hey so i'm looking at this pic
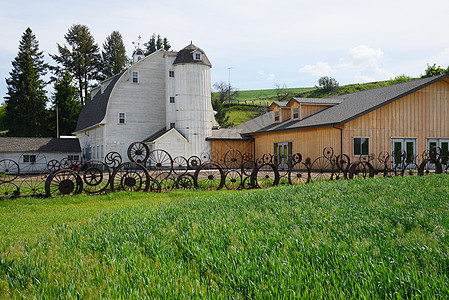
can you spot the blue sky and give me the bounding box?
[1,0,449,104]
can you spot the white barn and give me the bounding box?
[73,43,217,162]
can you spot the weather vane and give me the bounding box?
[132,35,142,49]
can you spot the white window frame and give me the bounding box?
[274,111,280,122]
[353,137,369,156]
[118,112,126,124]
[132,71,139,83]
[23,154,36,163]
[68,155,79,161]
[195,53,201,60]
[292,107,299,120]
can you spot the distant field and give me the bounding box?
[226,104,266,126]
[236,87,315,101]
[1,175,449,298]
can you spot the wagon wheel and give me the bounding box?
[0,159,20,182]
[148,149,173,180]
[310,157,334,182]
[292,153,302,164]
[176,174,195,189]
[45,169,83,197]
[127,142,150,163]
[370,158,387,177]
[241,176,254,189]
[194,162,225,190]
[188,156,201,170]
[70,160,82,172]
[241,160,257,177]
[251,163,279,188]
[225,170,242,190]
[59,158,72,169]
[210,151,220,164]
[288,162,311,185]
[348,161,374,179]
[224,149,243,170]
[275,159,290,185]
[418,158,442,175]
[47,159,60,173]
[19,174,47,197]
[81,160,111,194]
[323,147,334,159]
[111,162,150,192]
[255,157,264,167]
[172,156,188,175]
[159,177,176,191]
[429,146,442,161]
[402,163,420,176]
[104,151,122,169]
[242,152,253,162]
[19,153,47,174]
[200,152,211,163]
[336,154,350,177]
[0,182,20,199]
[378,152,390,164]
[148,179,161,193]
[262,153,272,164]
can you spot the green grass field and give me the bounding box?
[1,175,449,298]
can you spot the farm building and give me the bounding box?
[73,43,217,162]
[207,74,449,165]
[0,137,81,173]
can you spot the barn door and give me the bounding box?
[392,138,416,166]
[427,138,449,164]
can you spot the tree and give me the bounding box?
[213,81,239,110]
[211,97,231,128]
[145,34,171,55]
[317,76,339,92]
[421,64,448,78]
[274,83,292,101]
[101,31,128,79]
[51,24,101,106]
[52,70,81,136]
[4,28,50,137]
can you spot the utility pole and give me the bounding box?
[56,105,60,138]
[227,67,234,111]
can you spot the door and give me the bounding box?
[427,138,449,165]
[273,142,292,166]
[392,138,416,166]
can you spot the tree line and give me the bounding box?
[2,26,170,137]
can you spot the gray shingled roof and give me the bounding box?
[250,75,449,134]
[0,137,81,153]
[74,71,125,133]
[206,112,272,140]
[173,43,212,67]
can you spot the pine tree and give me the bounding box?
[145,33,171,55]
[4,28,49,137]
[51,24,101,106]
[101,31,127,79]
[52,70,81,136]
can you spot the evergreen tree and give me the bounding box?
[212,97,231,128]
[145,33,171,55]
[52,70,81,136]
[4,28,49,137]
[51,24,101,106]
[101,31,127,79]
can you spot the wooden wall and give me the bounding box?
[301,104,332,120]
[210,140,254,161]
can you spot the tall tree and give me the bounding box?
[51,24,101,106]
[52,70,81,136]
[213,81,239,111]
[101,31,127,79]
[421,64,448,78]
[145,33,171,55]
[317,76,339,92]
[4,28,49,137]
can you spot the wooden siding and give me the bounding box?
[301,104,331,120]
[210,140,254,161]
[281,108,291,122]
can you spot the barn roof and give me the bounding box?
[0,137,81,153]
[74,71,125,133]
[173,43,212,67]
[249,74,449,135]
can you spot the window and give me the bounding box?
[132,71,139,83]
[195,53,201,60]
[169,70,174,77]
[274,111,280,122]
[118,112,126,124]
[273,142,293,166]
[170,122,176,129]
[353,137,369,156]
[170,97,175,103]
[293,107,299,119]
[68,155,79,161]
[23,155,36,163]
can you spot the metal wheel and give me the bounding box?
[127,142,150,163]
[19,153,47,174]
[262,153,272,164]
[225,170,242,190]
[243,152,253,162]
[292,153,303,164]
[19,174,47,197]
[402,163,419,176]
[323,147,334,159]
[210,151,220,164]
[0,182,20,199]
[159,177,177,191]
[81,160,111,194]
[418,158,442,175]
[200,152,211,163]
[104,151,122,169]
[251,163,279,188]
[148,179,161,193]
[70,160,82,172]
[194,162,225,190]
[188,156,201,170]
[310,157,334,182]
[60,158,72,169]
[45,169,83,197]
[241,176,253,189]
[147,149,173,180]
[274,156,290,185]
[0,159,20,182]
[288,162,310,185]
[241,160,256,177]
[348,161,374,179]
[47,159,60,172]
[111,162,150,192]
[335,154,350,179]
[224,149,243,169]
[176,174,194,189]
[172,156,188,175]
[378,152,390,164]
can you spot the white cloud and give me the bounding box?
[258,70,275,81]
[299,61,335,77]
[347,45,384,65]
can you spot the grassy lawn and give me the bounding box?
[226,104,267,126]
[236,87,315,101]
[1,175,449,298]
